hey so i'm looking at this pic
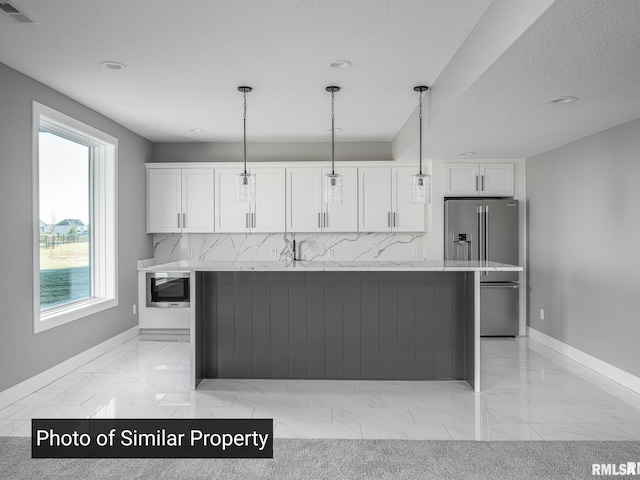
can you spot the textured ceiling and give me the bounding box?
[419,0,640,159]
[2,0,640,159]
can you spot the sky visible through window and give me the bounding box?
[39,131,91,309]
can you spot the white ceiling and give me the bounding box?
[2,0,640,158]
[0,0,492,142]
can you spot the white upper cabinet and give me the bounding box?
[287,167,358,232]
[321,167,358,232]
[445,163,479,196]
[359,167,424,232]
[287,168,323,232]
[359,168,392,232]
[392,167,425,232]
[216,168,249,232]
[216,168,285,233]
[444,162,514,196]
[148,168,181,233]
[181,169,215,233]
[480,163,514,196]
[252,168,286,233]
[147,167,214,233]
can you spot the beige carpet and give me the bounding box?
[2,437,639,479]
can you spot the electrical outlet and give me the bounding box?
[328,248,334,258]
[271,249,278,258]
[187,248,193,258]
[412,248,418,257]
[540,308,545,320]
[132,304,137,315]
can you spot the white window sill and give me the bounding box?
[35,297,118,333]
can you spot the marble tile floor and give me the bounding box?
[2,336,640,440]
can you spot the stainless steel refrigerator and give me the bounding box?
[444,198,519,336]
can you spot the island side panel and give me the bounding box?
[451,272,468,380]
[192,271,205,389]
[415,272,435,379]
[342,272,361,379]
[467,271,481,391]
[270,272,289,378]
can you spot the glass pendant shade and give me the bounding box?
[323,173,343,204]
[235,172,256,203]
[411,173,431,204]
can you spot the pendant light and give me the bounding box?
[411,85,431,204]
[323,86,343,204]
[236,86,256,203]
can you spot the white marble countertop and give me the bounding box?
[137,259,523,272]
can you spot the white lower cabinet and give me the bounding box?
[215,168,285,233]
[359,167,424,232]
[286,167,358,233]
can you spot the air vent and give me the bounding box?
[0,2,40,24]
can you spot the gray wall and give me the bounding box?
[527,117,640,377]
[0,62,153,392]
[153,141,392,163]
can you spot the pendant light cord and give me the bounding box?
[331,89,335,175]
[243,89,247,175]
[418,90,423,175]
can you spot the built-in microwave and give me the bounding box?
[146,272,190,307]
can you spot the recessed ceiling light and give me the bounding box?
[189,128,204,133]
[460,152,476,156]
[100,61,126,70]
[330,60,352,69]
[547,96,577,104]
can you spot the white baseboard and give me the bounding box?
[0,326,139,411]
[528,327,640,395]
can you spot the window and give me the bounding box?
[32,102,117,333]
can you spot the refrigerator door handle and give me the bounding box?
[483,205,490,276]
[477,205,483,263]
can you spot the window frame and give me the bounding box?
[32,102,118,333]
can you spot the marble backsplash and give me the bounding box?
[152,232,424,264]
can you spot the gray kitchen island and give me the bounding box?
[141,260,522,392]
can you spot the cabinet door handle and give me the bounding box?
[475,175,479,191]
[177,213,181,228]
[246,213,249,229]
[324,212,328,227]
[393,212,397,228]
[252,212,256,228]
[183,213,186,228]
[387,212,391,227]
[481,175,485,191]
[318,213,322,228]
